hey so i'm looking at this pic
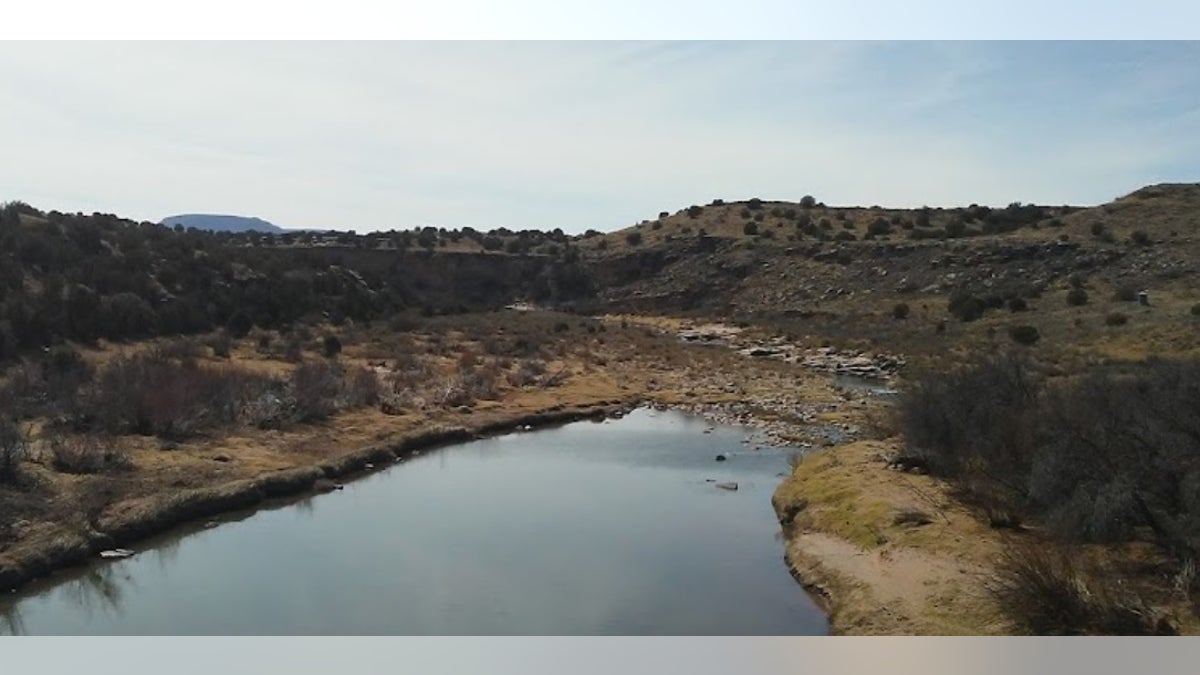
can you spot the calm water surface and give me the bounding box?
[0,408,827,634]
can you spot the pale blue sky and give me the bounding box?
[2,41,1198,232]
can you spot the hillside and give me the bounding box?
[580,184,1200,368]
[4,185,1200,368]
[160,214,285,233]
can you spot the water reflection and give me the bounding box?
[1,601,26,635]
[58,564,132,622]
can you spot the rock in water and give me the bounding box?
[715,482,739,491]
[99,548,134,559]
[715,453,728,462]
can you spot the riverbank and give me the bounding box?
[770,439,1012,634]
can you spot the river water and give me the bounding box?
[0,408,827,635]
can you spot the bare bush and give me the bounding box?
[0,417,29,484]
[901,353,1200,561]
[291,360,341,422]
[506,358,547,387]
[74,353,278,438]
[342,366,381,408]
[989,542,1171,635]
[47,433,131,475]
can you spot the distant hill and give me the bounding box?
[161,214,285,233]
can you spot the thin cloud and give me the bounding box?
[0,42,1196,232]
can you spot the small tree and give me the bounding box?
[799,195,816,209]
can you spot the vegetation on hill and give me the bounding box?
[0,201,593,363]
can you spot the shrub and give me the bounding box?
[658,211,670,219]
[903,353,1200,565]
[1104,313,1128,326]
[799,195,816,208]
[743,222,759,236]
[0,417,28,484]
[1192,304,1200,317]
[507,358,547,387]
[892,303,910,320]
[990,542,1170,635]
[1090,222,1106,237]
[1008,324,1040,345]
[834,230,856,242]
[341,366,380,408]
[948,291,986,322]
[47,433,131,474]
[625,231,643,246]
[650,221,663,230]
[226,311,254,339]
[897,351,1039,519]
[322,334,342,358]
[1066,288,1089,306]
[1007,297,1028,312]
[867,218,892,236]
[1131,230,1150,246]
[291,360,341,422]
[686,205,704,218]
[210,332,233,358]
[73,353,276,438]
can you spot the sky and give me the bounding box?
[2,40,1199,233]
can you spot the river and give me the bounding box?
[0,408,827,635]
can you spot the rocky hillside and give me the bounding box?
[578,184,1200,366]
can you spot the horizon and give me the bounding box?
[3,41,1199,234]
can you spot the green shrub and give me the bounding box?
[1008,324,1041,345]
[322,334,342,358]
[867,218,892,236]
[948,291,986,322]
